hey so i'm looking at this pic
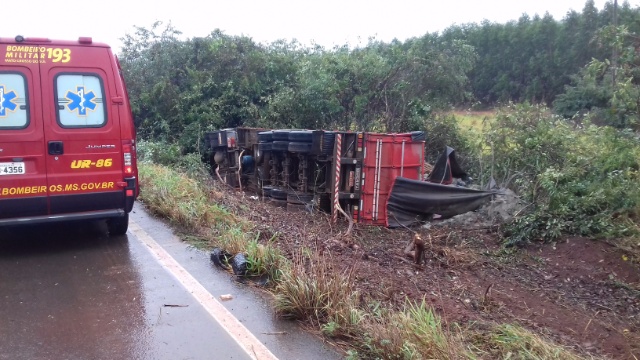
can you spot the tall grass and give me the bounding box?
[274,251,361,333]
[348,299,467,360]
[139,162,286,280]
[138,163,236,230]
[470,324,586,360]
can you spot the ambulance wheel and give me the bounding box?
[107,214,129,236]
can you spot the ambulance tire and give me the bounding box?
[107,214,129,236]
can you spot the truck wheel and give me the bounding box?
[270,188,288,200]
[262,185,274,198]
[322,132,336,156]
[231,253,248,276]
[257,131,273,142]
[288,142,311,153]
[288,130,313,142]
[272,141,289,152]
[210,247,232,269]
[107,214,129,236]
[272,130,291,141]
[258,142,273,152]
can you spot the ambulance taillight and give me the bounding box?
[122,143,133,175]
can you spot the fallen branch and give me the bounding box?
[335,203,354,237]
[216,164,225,184]
[237,149,245,193]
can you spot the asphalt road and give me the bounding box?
[0,203,340,360]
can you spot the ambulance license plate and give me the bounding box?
[0,162,26,175]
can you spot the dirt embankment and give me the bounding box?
[214,187,640,359]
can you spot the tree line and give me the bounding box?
[119,0,640,151]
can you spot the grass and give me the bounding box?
[470,324,586,360]
[138,163,238,231]
[449,110,495,136]
[274,251,360,332]
[138,161,591,360]
[139,162,285,278]
[350,299,467,360]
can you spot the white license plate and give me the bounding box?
[0,162,26,175]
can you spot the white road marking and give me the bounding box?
[129,220,279,360]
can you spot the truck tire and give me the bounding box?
[322,132,336,156]
[262,185,274,198]
[272,141,289,152]
[257,131,273,142]
[258,142,272,152]
[210,248,231,269]
[272,130,290,141]
[288,142,311,153]
[271,188,288,200]
[107,214,129,236]
[231,253,248,276]
[288,130,312,142]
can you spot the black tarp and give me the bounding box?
[386,177,496,228]
[427,146,467,185]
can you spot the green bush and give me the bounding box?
[137,139,210,179]
[484,104,640,245]
[423,113,477,172]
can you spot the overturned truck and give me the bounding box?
[205,128,428,226]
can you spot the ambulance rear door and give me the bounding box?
[39,44,125,215]
[0,45,49,219]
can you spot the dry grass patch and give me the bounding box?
[274,251,361,334]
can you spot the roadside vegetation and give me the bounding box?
[136,146,588,359]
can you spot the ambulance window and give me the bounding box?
[0,73,29,129]
[55,73,106,127]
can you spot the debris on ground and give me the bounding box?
[207,180,640,359]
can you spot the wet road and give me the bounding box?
[0,203,341,360]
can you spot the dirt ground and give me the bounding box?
[214,187,640,360]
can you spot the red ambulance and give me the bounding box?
[0,36,138,235]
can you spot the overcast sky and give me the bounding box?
[0,0,628,53]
